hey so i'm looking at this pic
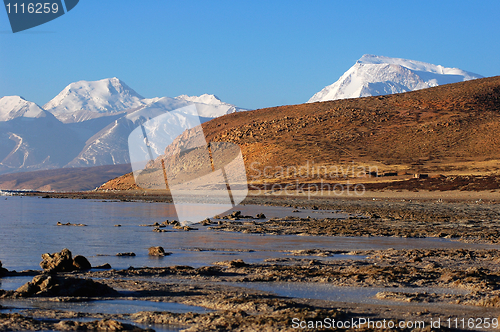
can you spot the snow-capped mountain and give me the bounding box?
[0,96,85,173]
[175,94,246,117]
[0,78,248,173]
[0,96,49,121]
[0,104,85,173]
[44,77,145,123]
[308,54,483,103]
[66,96,230,168]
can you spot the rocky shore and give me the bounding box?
[1,241,500,331]
[2,194,500,331]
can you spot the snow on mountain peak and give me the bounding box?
[43,78,145,123]
[175,94,223,105]
[175,93,247,117]
[308,55,483,103]
[0,96,48,121]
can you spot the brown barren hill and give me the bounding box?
[101,76,500,191]
[202,76,500,182]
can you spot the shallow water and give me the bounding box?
[222,282,470,307]
[1,196,499,329]
[0,298,210,315]
[0,298,202,332]
[0,196,498,272]
[0,276,33,291]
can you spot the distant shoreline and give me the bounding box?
[12,188,500,205]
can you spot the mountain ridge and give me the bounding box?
[4,75,500,191]
[308,54,483,103]
[0,78,246,174]
[0,96,52,121]
[43,77,146,123]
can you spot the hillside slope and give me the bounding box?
[101,76,500,190]
[206,76,500,179]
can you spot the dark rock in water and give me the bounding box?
[200,218,212,226]
[255,213,266,219]
[226,211,255,220]
[173,225,197,231]
[15,275,117,297]
[0,261,8,277]
[40,249,92,273]
[229,259,248,268]
[93,263,112,269]
[139,222,162,227]
[229,210,242,220]
[148,246,171,257]
[56,221,87,226]
[40,248,74,273]
[116,252,136,257]
[73,255,91,271]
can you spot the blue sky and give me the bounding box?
[1,1,499,110]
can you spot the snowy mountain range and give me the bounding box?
[0,55,485,176]
[43,78,145,123]
[0,78,247,174]
[308,54,483,103]
[0,96,49,121]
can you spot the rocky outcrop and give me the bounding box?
[148,246,171,257]
[0,261,8,277]
[93,263,112,269]
[116,252,136,257]
[40,249,91,273]
[15,275,117,297]
[73,255,92,270]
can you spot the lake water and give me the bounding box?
[1,196,497,272]
[0,196,498,272]
[2,196,500,330]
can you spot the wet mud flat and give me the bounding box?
[241,194,500,244]
[2,246,500,331]
[2,194,500,330]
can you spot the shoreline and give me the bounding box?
[2,190,500,330]
[13,188,500,203]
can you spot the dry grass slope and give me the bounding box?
[100,76,500,191]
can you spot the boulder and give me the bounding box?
[73,255,91,271]
[200,218,212,226]
[40,249,92,273]
[229,259,248,268]
[116,252,136,257]
[40,248,74,273]
[148,246,171,257]
[93,263,112,269]
[0,261,8,277]
[15,275,117,297]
